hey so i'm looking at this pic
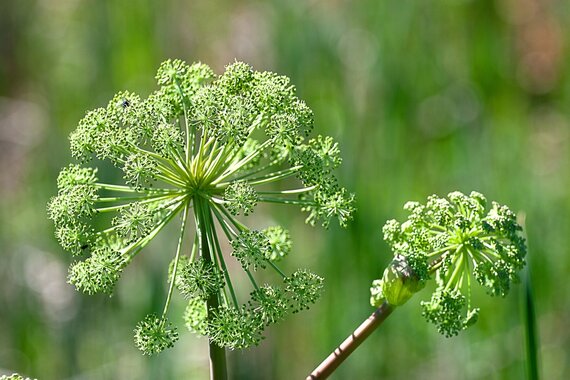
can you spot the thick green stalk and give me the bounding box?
[195,196,228,380]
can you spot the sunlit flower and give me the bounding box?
[371,191,526,336]
[48,60,354,353]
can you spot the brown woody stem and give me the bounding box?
[306,302,394,379]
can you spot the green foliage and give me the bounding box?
[371,191,526,336]
[48,60,354,354]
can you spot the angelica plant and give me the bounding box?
[308,191,526,379]
[48,60,354,378]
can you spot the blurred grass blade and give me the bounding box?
[523,266,540,380]
[519,212,540,380]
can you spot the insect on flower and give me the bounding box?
[48,59,355,353]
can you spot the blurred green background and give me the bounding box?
[1,0,569,379]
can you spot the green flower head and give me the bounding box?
[134,314,179,355]
[49,59,354,354]
[371,191,526,337]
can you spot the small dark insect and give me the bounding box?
[121,98,130,108]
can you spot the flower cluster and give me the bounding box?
[0,375,36,380]
[370,191,526,337]
[49,60,353,353]
[134,314,180,355]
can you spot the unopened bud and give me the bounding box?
[376,255,426,306]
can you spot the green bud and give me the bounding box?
[171,257,225,300]
[134,314,179,355]
[207,306,264,350]
[57,164,98,190]
[68,245,125,295]
[151,123,184,158]
[284,269,324,313]
[374,255,426,307]
[112,202,157,242]
[262,226,292,261]
[224,181,258,216]
[183,297,208,335]
[55,222,95,256]
[303,187,355,228]
[231,230,270,270]
[249,285,289,325]
[219,61,254,94]
[122,153,158,189]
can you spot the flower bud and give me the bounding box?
[378,255,426,306]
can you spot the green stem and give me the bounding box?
[213,139,272,184]
[94,194,186,213]
[194,197,227,380]
[213,203,248,232]
[232,165,302,186]
[96,192,184,204]
[464,251,472,309]
[426,244,459,258]
[267,260,286,279]
[156,172,187,188]
[120,201,185,255]
[95,183,143,193]
[523,269,540,380]
[130,148,189,184]
[173,77,194,163]
[204,205,239,308]
[245,269,260,291]
[444,251,464,291]
[519,214,540,380]
[210,205,239,237]
[207,116,265,182]
[258,185,318,195]
[225,162,276,183]
[170,147,193,181]
[162,203,189,318]
[257,197,314,206]
[202,142,235,184]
